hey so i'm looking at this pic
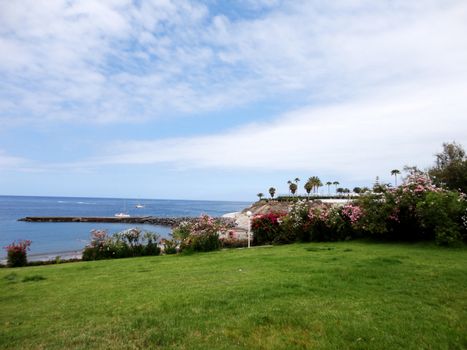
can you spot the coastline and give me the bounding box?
[0,250,83,265]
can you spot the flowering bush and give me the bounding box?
[178,215,227,253]
[341,204,363,225]
[172,221,192,241]
[4,240,32,267]
[306,205,335,241]
[251,212,286,245]
[355,173,466,244]
[250,173,466,246]
[82,228,160,260]
[306,205,356,241]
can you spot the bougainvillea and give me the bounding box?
[251,212,286,245]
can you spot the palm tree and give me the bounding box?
[257,193,264,201]
[391,169,401,186]
[289,183,298,196]
[343,188,351,198]
[287,180,292,195]
[268,187,276,199]
[316,179,323,196]
[333,181,340,195]
[294,177,300,184]
[336,187,344,197]
[307,176,320,194]
[304,181,313,199]
[326,181,332,195]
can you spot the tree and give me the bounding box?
[373,177,388,193]
[289,183,298,196]
[353,187,362,194]
[304,181,313,199]
[404,165,423,176]
[287,180,292,194]
[294,177,300,184]
[307,176,321,194]
[257,193,264,201]
[316,179,323,195]
[336,187,344,196]
[343,188,351,198]
[428,142,467,193]
[268,187,276,199]
[333,181,340,194]
[326,181,332,195]
[391,169,401,186]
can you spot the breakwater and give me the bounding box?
[18,216,235,228]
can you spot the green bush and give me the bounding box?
[351,174,467,245]
[280,201,310,243]
[82,229,161,261]
[162,239,178,254]
[177,215,225,253]
[251,212,285,245]
[172,222,191,241]
[416,191,466,245]
[252,173,466,246]
[185,232,220,252]
[4,240,31,268]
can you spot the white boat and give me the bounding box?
[115,201,130,217]
[114,212,130,218]
[135,204,144,208]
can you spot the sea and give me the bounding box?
[0,195,250,261]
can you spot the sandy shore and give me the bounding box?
[0,250,83,265]
[29,250,83,262]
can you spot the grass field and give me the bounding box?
[1,241,466,349]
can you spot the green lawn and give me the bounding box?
[1,242,466,349]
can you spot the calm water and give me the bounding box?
[0,196,250,259]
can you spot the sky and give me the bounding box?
[1,0,466,201]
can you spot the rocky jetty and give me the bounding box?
[18,216,236,228]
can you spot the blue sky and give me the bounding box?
[1,0,467,201]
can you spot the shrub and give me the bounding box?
[162,239,178,254]
[354,192,396,239]
[307,205,345,241]
[280,201,310,243]
[4,240,32,267]
[172,221,191,241]
[178,215,226,253]
[250,173,466,246]
[355,173,467,244]
[82,228,161,261]
[251,212,286,245]
[416,191,467,245]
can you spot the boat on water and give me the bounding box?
[114,212,130,218]
[135,204,144,208]
[115,201,130,217]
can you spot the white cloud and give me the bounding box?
[1,0,466,124]
[0,150,28,169]
[85,76,467,180]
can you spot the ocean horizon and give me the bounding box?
[0,195,250,260]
